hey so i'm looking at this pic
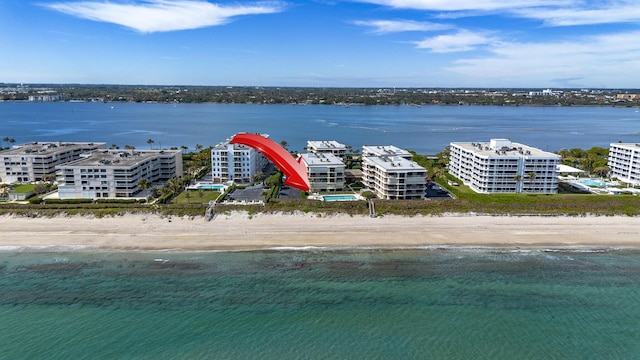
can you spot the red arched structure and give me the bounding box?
[230,133,310,192]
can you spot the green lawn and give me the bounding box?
[172,190,221,204]
[11,184,36,193]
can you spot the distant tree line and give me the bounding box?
[3,84,639,107]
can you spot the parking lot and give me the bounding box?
[425,182,452,199]
[226,185,265,202]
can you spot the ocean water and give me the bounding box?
[1,248,639,359]
[1,102,639,153]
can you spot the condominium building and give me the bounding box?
[449,139,560,194]
[306,140,347,159]
[362,145,412,160]
[608,143,640,185]
[0,142,106,184]
[300,152,345,192]
[56,149,183,199]
[211,137,269,183]
[362,149,426,200]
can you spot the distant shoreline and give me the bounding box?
[2,212,638,252]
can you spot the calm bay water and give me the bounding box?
[1,249,639,359]
[1,102,639,153]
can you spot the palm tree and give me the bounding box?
[137,178,150,191]
[513,174,523,193]
[0,183,10,198]
[280,140,288,150]
[110,143,119,149]
[2,136,9,149]
[147,138,154,150]
[528,172,536,191]
[195,144,204,152]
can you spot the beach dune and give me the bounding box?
[1,212,639,251]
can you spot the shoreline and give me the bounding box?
[1,212,639,252]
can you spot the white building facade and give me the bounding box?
[56,150,183,199]
[211,138,269,183]
[449,139,560,194]
[300,152,345,192]
[608,143,640,185]
[0,142,106,184]
[362,147,426,200]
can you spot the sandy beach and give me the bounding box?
[1,212,639,251]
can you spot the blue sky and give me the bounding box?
[2,0,639,88]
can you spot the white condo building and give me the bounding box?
[211,137,269,183]
[362,146,426,200]
[300,152,345,192]
[56,149,183,199]
[0,142,106,184]
[449,139,560,194]
[306,140,347,159]
[608,143,640,185]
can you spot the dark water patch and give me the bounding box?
[2,249,640,358]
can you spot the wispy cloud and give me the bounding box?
[356,0,569,12]
[513,3,640,26]
[412,30,496,52]
[43,0,286,33]
[447,31,640,87]
[353,19,450,34]
[353,19,451,34]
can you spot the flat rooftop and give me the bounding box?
[61,150,179,168]
[363,145,412,158]
[301,152,345,167]
[610,143,640,151]
[451,140,559,158]
[366,155,426,172]
[1,142,105,156]
[307,140,346,150]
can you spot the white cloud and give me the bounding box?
[446,31,640,87]
[357,0,569,12]
[412,30,495,52]
[513,3,640,26]
[43,0,285,33]
[353,19,451,33]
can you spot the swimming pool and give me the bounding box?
[197,184,226,191]
[322,194,360,201]
[579,179,607,187]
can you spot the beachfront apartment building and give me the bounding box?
[306,140,347,159]
[449,139,560,194]
[362,146,426,200]
[211,137,269,183]
[608,143,640,186]
[300,152,345,192]
[0,141,106,184]
[56,149,183,199]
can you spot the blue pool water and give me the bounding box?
[579,179,607,187]
[198,185,225,191]
[323,194,359,201]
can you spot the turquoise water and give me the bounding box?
[322,194,359,201]
[580,179,608,187]
[1,249,639,359]
[198,185,225,190]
